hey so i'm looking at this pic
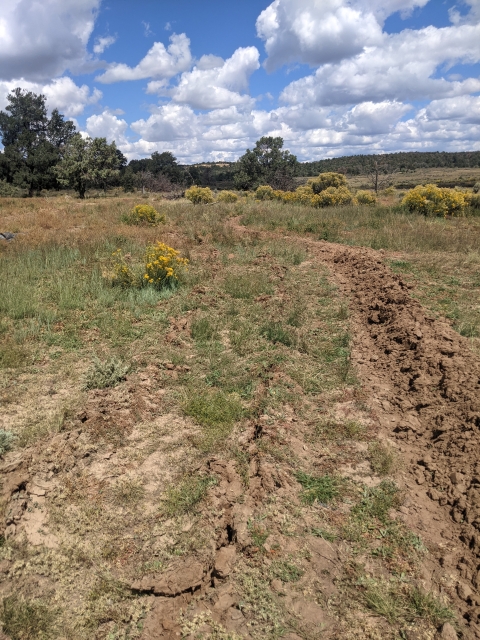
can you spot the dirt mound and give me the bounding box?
[315,241,480,635]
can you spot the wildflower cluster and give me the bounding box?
[143,241,189,289]
[123,203,166,225]
[402,184,468,217]
[185,186,215,204]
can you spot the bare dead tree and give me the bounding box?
[368,159,395,193]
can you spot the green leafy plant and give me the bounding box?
[0,429,15,456]
[296,472,342,505]
[83,356,129,390]
[161,475,217,516]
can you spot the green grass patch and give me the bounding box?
[270,559,304,583]
[296,472,343,505]
[183,389,244,450]
[368,441,397,476]
[0,596,57,640]
[161,475,218,517]
[223,273,273,299]
[260,321,294,347]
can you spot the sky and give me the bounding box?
[0,0,480,163]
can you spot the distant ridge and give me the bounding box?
[298,150,480,176]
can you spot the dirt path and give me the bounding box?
[312,240,480,637]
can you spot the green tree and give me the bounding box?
[0,88,76,195]
[55,134,122,198]
[235,136,299,190]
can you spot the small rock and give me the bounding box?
[428,488,440,501]
[457,582,473,602]
[450,472,463,485]
[270,579,284,593]
[438,622,458,640]
[214,546,236,579]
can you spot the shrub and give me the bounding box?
[473,182,480,194]
[122,204,166,225]
[311,186,355,207]
[217,190,238,203]
[110,249,136,288]
[185,186,214,204]
[143,241,189,289]
[356,190,377,205]
[465,192,480,209]
[294,184,314,204]
[402,184,467,217]
[83,356,129,390]
[255,185,275,200]
[308,172,347,194]
[0,429,15,456]
[0,180,23,197]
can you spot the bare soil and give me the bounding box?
[1,215,480,639]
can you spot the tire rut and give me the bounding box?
[312,240,480,637]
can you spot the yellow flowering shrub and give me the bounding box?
[143,241,189,289]
[402,184,467,217]
[185,186,214,204]
[356,190,377,205]
[294,184,315,204]
[311,186,355,208]
[123,204,166,225]
[110,249,135,288]
[217,190,238,203]
[255,185,276,200]
[308,172,348,194]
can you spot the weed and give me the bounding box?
[191,316,218,342]
[83,356,129,390]
[351,480,401,524]
[109,478,145,506]
[296,472,343,505]
[183,388,243,450]
[310,527,336,542]
[358,577,455,627]
[260,321,293,347]
[237,567,286,637]
[270,559,304,583]
[0,342,28,369]
[223,273,273,299]
[0,596,56,640]
[368,442,397,476]
[315,418,366,441]
[161,475,217,517]
[248,518,269,548]
[0,429,15,456]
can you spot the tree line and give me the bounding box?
[1,88,479,198]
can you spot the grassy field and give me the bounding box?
[0,193,478,638]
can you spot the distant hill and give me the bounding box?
[298,151,480,177]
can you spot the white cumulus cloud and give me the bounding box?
[0,77,101,116]
[96,33,192,83]
[151,46,260,110]
[93,35,116,55]
[280,22,480,106]
[0,0,100,81]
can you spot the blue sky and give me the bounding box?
[1,0,480,162]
